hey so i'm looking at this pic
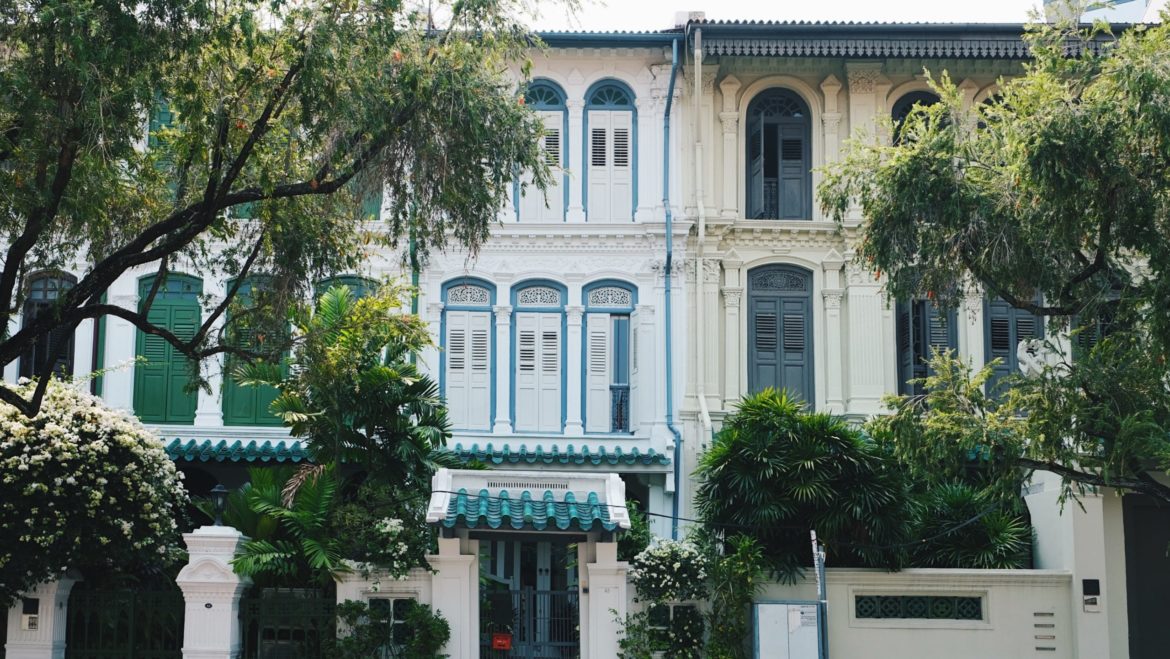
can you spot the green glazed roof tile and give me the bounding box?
[442,488,617,532]
[452,443,670,467]
[164,438,309,464]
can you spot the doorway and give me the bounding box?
[480,539,580,658]
[1123,494,1170,659]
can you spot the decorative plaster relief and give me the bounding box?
[846,62,883,94]
[446,284,490,306]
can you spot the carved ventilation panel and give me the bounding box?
[446,284,490,306]
[516,286,562,307]
[750,268,809,292]
[587,286,633,308]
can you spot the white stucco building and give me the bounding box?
[6,14,1169,659]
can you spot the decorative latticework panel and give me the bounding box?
[855,595,983,621]
[447,284,490,306]
[750,90,807,118]
[587,286,633,308]
[750,269,808,292]
[587,84,633,108]
[516,286,562,307]
[525,83,565,109]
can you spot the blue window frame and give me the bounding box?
[583,80,637,222]
[582,281,638,433]
[441,278,496,431]
[511,280,567,433]
[516,80,569,222]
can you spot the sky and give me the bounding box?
[528,0,1048,32]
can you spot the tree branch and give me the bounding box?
[1015,456,1170,503]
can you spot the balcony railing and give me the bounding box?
[610,384,630,433]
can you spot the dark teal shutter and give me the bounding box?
[984,297,1042,396]
[222,278,284,426]
[748,124,765,218]
[780,297,811,403]
[749,297,780,395]
[897,300,958,395]
[896,301,915,395]
[779,124,807,219]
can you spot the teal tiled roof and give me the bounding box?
[164,438,309,463]
[441,488,618,532]
[453,443,670,468]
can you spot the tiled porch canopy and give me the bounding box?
[426,468,632,534]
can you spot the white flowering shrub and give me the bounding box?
[0,379,187,606]
[628,539,709,604]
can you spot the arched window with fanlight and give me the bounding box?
[516,81,567,222]
[583,281,637,433]
[747,265,813,404]
[442,279,495,431]
[584,81,636,222]
[891,90,941,144]
[19,272,77,379]
[512,281,565,432]
[746,89,811,220]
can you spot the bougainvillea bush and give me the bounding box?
[0,379,188,606]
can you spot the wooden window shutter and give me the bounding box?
[585,313,612,433]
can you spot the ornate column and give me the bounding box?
[721,287,743,408]
[566,99,586,223]
[702,258,721,408]
[845,62,884,141]
[492,304,513,435]
[961,289,985,368]
[718,75,742,219]
[844,260,887,417]
[4,573,80,659]
[820,75,843,167]
[424,301,444,394]
[194,280,226,427]
[176,525,251,659]
[565,305,585,435]
[822,250,846,414]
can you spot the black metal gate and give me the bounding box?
[239,587,335,659]
[64,586,184,659]
[481,588,579,659]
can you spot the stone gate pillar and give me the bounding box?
[583,541,629,659]
[175,525,251,659]
[4,572,80,659]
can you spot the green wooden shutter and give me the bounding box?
[134,277,201,423]
[222,279,284,426]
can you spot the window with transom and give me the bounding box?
[585,81,636,222]
[517,80,567,222]
[746,89,811,220]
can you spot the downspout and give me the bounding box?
[692,29,713,436]
[663,37,683,540]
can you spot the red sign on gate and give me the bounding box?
[491,632,513,650]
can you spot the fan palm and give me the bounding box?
[236,283,458,487]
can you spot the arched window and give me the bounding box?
[583,281,638,433]
[516,80,567,222]
[442,279,495,431]
[19,272,77,379]
[134,274,202,423]
[746,90,811,220]
[512,281,566,432]
[584,81,636,222]
[891,91,941,144]
[747,265,813,404]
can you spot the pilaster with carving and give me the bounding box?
[844,260,886,416]
[718,75,742,219]
[565,305,585,435]
[566,99,586,222]
[721,286,743,407]
[492,304,513,434]
[845,62,884,142]
[820,75,843,166]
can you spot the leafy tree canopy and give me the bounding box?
[819,14,1170,504]
[0,0,557,415]
[694,389,912,581]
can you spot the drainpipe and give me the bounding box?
[692,28,713,437]
[663,37,683,540]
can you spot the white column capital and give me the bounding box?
[721,287,743,308]
[566,305,585,323]
[493,304,513,322]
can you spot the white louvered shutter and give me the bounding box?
[514,313,540,431]
[587,111,634,222]
[536,313,562,431]
[609,111,633,221]
[447,311,493,430]
[585,313,612,432]
[519,112,564,222]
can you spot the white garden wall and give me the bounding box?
[758,568,1074,659]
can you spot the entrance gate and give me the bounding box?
[64,584,184,659]
[481,588,580,659]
